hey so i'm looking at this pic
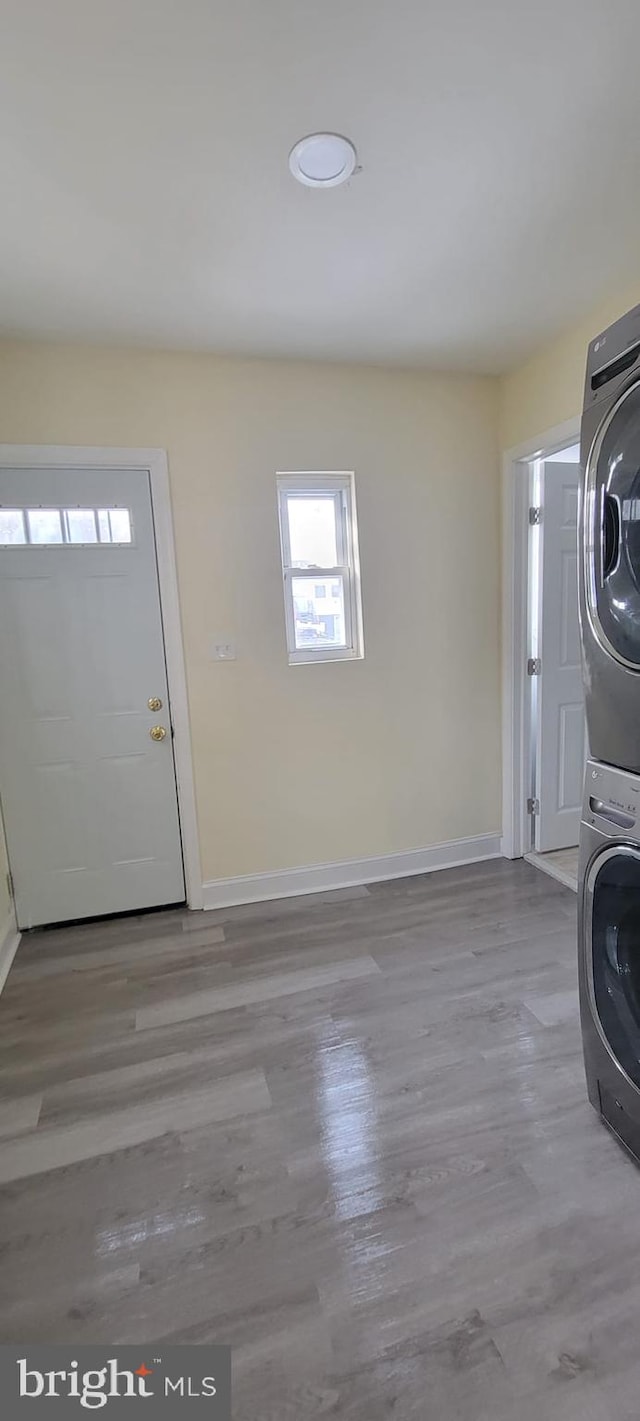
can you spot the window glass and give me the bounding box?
[26,509,63,544]
[0,507,132,546]
[287,497,338,568]
[0,510,26,544]
[292,575,346,650]
[106,508,132,543]
[97,509,111,541]
[66,509,98,543]
[277,473,363,664]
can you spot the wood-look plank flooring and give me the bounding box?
[0,859,638,1419]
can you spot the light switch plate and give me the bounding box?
[213,641,237,661]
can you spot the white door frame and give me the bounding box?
[0,445,203,910]
[501,415,581,859]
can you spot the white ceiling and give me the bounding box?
[2,0,640,372]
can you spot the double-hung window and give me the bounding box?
[277,473,364,665]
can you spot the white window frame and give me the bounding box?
[277,472,364,665]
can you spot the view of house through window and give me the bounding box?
[292,575,346,649]
[277,474,363,664]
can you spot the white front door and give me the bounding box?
[534,459,586,851]
[0,466,185,928]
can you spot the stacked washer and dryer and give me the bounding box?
[578,301,640,1160]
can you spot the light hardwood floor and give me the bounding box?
[1,859,638,1419]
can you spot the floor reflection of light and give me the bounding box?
[510,1010,554,1116]
[314,1028,385,1222]
[96,1206,205,1256]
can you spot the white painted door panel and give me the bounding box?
[0,467,185,927]
[535,461,586,851]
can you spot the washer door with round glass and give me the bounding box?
[590,847,640,1091]
[587,379,640,667]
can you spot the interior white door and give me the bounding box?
[535,460,586,851]
[0,466,185,928]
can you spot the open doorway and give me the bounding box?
[525,441,584,890]
[502,421,585,892]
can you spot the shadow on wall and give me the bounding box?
[0,799,13,928]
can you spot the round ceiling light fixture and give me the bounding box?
[289,132,358,188]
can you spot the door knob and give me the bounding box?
[147,696,163,711]
[150,725,167,742]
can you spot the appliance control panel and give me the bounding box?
[585,302,640,407]
[584,760,640,832]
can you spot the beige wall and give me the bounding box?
[0,341,500,887]
[500,280,640,450]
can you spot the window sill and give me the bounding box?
[288,648,364,667]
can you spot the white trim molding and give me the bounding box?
[501,416,581,859]
[0,907,20,998]
[0,444,203,911]
[202,833,502,910]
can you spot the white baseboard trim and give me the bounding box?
[201,833,502,911]
[0,908,21,997]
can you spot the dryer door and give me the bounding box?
[586,377,640,667]
[589,845,640,1091]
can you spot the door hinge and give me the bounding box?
[527,797,540,815]
[529,506,542,525]
[6,870,14,900]
[527,657,542,676]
